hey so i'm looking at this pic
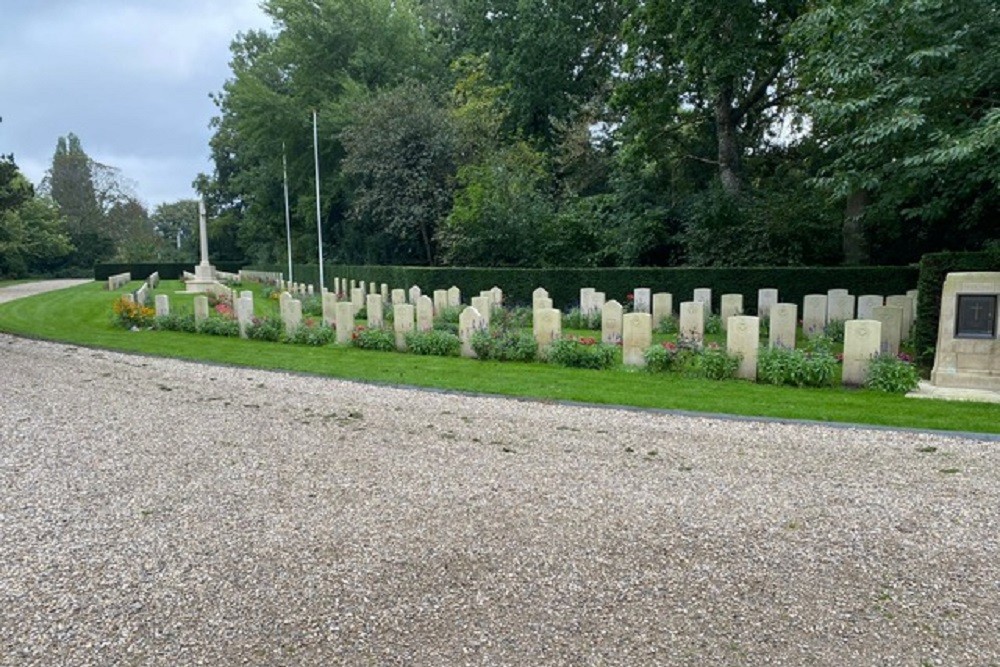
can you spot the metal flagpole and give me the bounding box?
[312,110,325,291]
[282,142,293,283]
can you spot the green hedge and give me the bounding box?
[914,250,1000,366]
[251,263,919,313]
[94,262,245,281]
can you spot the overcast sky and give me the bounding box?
[1,0,272,210]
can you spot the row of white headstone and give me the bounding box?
[107,272,131,291]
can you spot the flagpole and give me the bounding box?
[312,109,325,291]
[282,142,293,283]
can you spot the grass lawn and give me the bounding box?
[0,280,997,435]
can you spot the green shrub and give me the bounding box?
[471,329,538,362]
[704,314,723,335]
[562,307,601,330]
[692,345,740,380]
[300,295,323,317]
[823,319,846,343]
[757,346,838,388]
[405,329,461,356]
[352,327,396,352]
[644,340,698,373]
[153,312,196,333]
[655,314,679,335]
[111,296,155,329]
[434,306,463,324]
[246,316,284,342]
[546,337,617,369]
[197,316,240,337]
[865,354,921,393]
[288,322,334,346]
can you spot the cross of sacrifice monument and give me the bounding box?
[182,199,223,293]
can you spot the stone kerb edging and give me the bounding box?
[107,272,131,291]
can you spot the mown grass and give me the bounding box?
[0,280,997,434]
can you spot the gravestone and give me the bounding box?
[490,286,503,306]
[322,293,338,326]
[885,295,914,340]
[237,294,253,338]
[533,308,562,352]
[633,288,651,314]
[409,285,422,305]
[802,295,828,337]
[279,291,293,322]
[350,287,364,315]
[652,293,673,328]
[335,302,355,344]
[871,305,903,356]
[194,295,209,325]
[842,320,881,386]
[155,294,170,318]
[906,289,919,318]
[369,282,377,297]
[601,300,623,344]
[433,290,449,315]
[307,284,314,296]
[122,293,134,304]
[391,289,406,306]
[693,288,712,315]
[381,284,389,302]
[769,303,797,349]
[720,294,743,331]
[827,294,856,323]
[827,288,848,298]
[367,294,384,329]
[622,313,652,367]
[857,295,884,321]
[532,287,550,311]
[580,288,596,315]
[930,272,1000,390]
[284,299,302,336]
[448,286,462,307]
[333,277,340,295]
[416,295,434,332]
[592,292,606,315]
[393,304,415,351]
[757,288,778,320]
[471,295,492,327]
[679,301,704,341]
[458,306,486,358]
[727,316,759,380]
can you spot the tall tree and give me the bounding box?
[151,199,199,260]
[791,0,999,263]
[0,155,73,277]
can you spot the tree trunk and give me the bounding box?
[714,87,743,196]
[843,190,869,265]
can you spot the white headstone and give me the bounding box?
[601,300,623,344]
[409,285,422,305]
[802,295,828,337]
[194,295,209,325]
[393,304,415,351]
[906,289,919,319]
[284,299,302,336]
[335,302,355,344]
[433,290,449,315]
[827,294,856,323]
[727,316,759,380]
[827,288,848,298]
[720,294,743,331]
[471,295,492,327]
[416,295,434,332]
[533,308,562,352]
[391,288,406,305]
[857,295,884,321]
[237,295,253,338]
[155,294,170,318]
[322,292,338,326]
[679,301,705,342]
[532,287,550,311]
[693,288,712,315]
[652,292,673,328]
[768,303,797,349]
[885,295,914,340]
[490,286,503,306]
[367,294,384,329]
[580,288,596,315]
[592,292,606,315]
[633,288,651,314]
[350,287,364,315]
[622,313,652,367]
[458,306,486,358]
[871,305,903,356]
[757,288,778,320]
[842,320,881,386]
[381,283,389,302]
[448,286,461,307]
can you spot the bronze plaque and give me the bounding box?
[956,294,996,339]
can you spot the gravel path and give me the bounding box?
[1,330,999,665]
[0,279,91,305]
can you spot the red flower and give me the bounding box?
[662,341,677,351]
[626,293,634,302]
[579,336,597,346]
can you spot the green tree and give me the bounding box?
[341,81,456,265]
[151,199,199,260]
[0,155,73,277]
[791,0,1000,263]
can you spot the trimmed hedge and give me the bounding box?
[94,262,244,281]
[914,250,1000,366]
[252,263,919,315]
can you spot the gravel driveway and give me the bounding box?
[1,328,998,666]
